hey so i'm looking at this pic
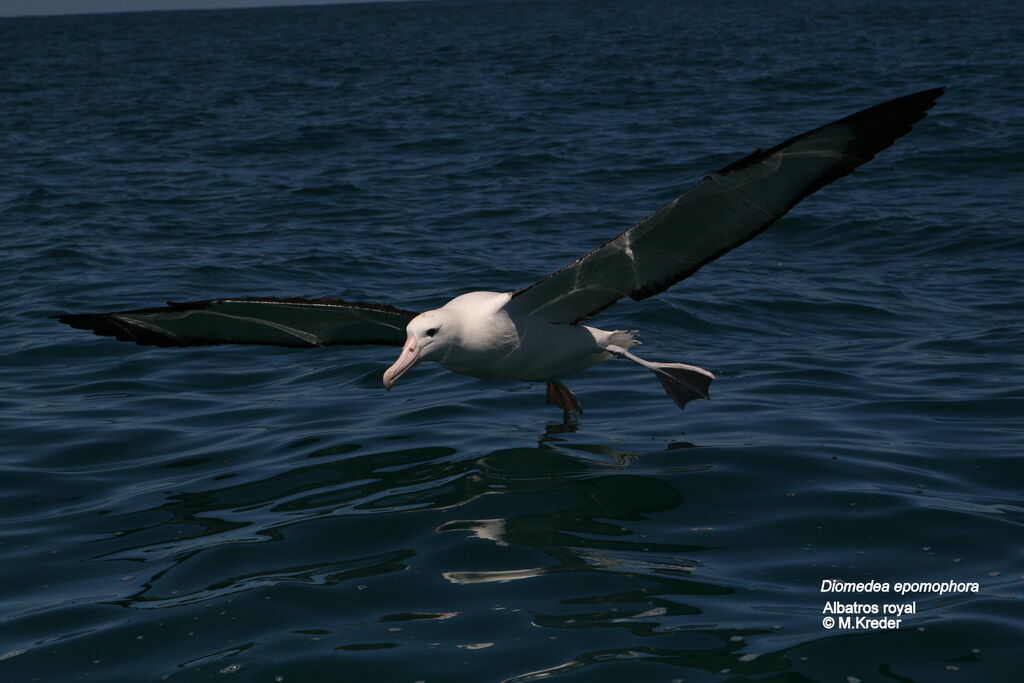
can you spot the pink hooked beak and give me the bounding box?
[383,335,421,390]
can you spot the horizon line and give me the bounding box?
[0,0,433,20]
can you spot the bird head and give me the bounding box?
[382,309,457,390]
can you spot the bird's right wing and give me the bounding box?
[56,296,418,348]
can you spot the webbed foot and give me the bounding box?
[546,380,584,414]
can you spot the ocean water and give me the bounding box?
[2,0,1022,681]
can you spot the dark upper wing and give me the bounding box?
[507,87,944,324]
[56,296,418,348]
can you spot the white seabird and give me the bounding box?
[57,88,944,415]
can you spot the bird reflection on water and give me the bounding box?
[89,435,736,656]
[101,429,852,680]
[28,392,1002,682]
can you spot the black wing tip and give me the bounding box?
[717,86,946,176]
[54,308,320,348]
[54,312,115,335]
[54,312,189,347]
[837,85,945,137]
[887,85,946,105]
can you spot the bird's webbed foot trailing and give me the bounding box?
[649,363,714,409]
[546,380,584,414]
[607,344,714,410]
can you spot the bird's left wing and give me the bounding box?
[507,87,944,324]
[56,297,418,348]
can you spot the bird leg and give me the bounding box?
[546,380,584,414]
[606,344,714,410]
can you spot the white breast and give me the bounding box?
[435,291,609,382]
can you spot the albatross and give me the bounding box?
[57,88,944,414]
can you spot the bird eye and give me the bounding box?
[426,328,439,337]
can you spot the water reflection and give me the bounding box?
[100,437,712,607]
[2,424,1004,682]
[438,457,705,585]
[87,434,775,678]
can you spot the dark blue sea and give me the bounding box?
[2,0,1022,680]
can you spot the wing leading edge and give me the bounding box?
[507,87,945,324]
[56,297,418,348]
